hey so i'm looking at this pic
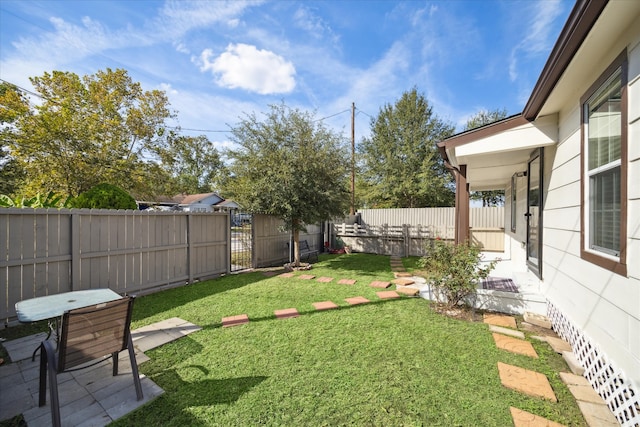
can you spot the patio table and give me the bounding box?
[15,289,123,359]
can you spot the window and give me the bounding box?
[581,50,627,276]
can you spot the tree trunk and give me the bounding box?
[292,220,301,267]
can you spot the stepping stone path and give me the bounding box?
[392,278,415,286]
[498,362,556,401]
[376,290,400,299]
[485,312,619,426]
[369,280,391,288]
[313,301,339,311]
[222,314,249,327]
[298,274,315,280]
[316,276,334,283]
[337,279,356,285]
[275,308,299,319]
[345,296,370,305]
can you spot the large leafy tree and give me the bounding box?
[3,69,174,198]
[225,103,350,265]
[157,134,223,195]
[0,82,27,195]
[463,108,509,206]
[359,88,455,208]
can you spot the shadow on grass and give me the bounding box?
[132,271,276,322]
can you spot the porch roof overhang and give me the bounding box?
[438,114,558,191]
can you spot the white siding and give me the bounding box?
[540,25,640,389]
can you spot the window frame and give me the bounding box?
[580,49,628,276]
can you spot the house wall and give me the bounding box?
[539,18,640,409]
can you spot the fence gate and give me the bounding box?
[230,211,253,272]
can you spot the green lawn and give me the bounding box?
[2,253,586,426]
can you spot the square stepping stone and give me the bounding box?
[275,308,299,319]
[510,407,566,427]
[396,287,419,296]
[262,271,279,277]
[316,276,334,283]
[369,280,391,288]
[492,333,538,358]
[523,312,552,329]
[345,296,370,305]
[337,279,356,285]
[483,313,517,329]
[313,301,339,311]
[222,314,249,327]
[576,401,619,426]
[393,271,412,278]
[377,291,399,299]
[497,362,557,402]
[559,372,603,404]
[392,278,415,286]
[278,272,295,278]
[298,274,315,280]
[545,336,572,353]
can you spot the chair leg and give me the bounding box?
[127,335,143,401]
[40,340,61,427]
[112,351,119,376]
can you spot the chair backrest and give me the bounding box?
[57,296,134,372]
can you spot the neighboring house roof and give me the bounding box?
[174,192,221,205]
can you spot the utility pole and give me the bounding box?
[350,102,355,216]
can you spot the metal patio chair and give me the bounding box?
[38,296,143,427]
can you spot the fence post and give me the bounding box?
[187,213,194,284]
[71,211,80,291]
[403,224,409,257]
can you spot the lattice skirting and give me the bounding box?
[548,302,639,427]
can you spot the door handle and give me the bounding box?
[524,213,532,217]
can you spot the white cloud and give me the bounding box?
[508,0,564,81]
[198,44,296,95]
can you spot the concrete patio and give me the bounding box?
[0,317,201,426]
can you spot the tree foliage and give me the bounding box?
[225,103,350,265]
[71,183,137,210]
[463,108,509,206]
[0,82,27,195]
[2,69,175,198]
[157,134,223,195]
[359,88,455,208]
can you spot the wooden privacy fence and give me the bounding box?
[0,208,229,324]
[332,207,505,256]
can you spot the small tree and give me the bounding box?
[418,239,497,309]
[226,103,350,266]
[71,183,137,210]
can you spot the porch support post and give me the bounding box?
[455,165,470,244]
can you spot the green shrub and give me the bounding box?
[418,239,498,308]
[0,191,71,208]
[71,183,137,210]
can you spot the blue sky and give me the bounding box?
[0,0,572,150]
